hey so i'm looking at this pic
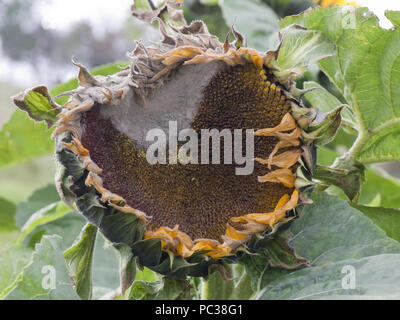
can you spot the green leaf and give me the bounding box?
[201,265,254,300]
[64,223,97,300]
[276,24,336,72]
[25,214,86,250]
[14,184,60,228]
[253,192,400,299]
[0,110,54,169]
[263,230,310,270]
[303,81,355,129]
[0,197,17,232]
[303,105,343,146]
[360,169,400,208]
[0,198,28,292]
[316,145,338,166]
[318,142,400,208]
[228,264,254,300]
[14,184,87,249]
[184,1,230,41]
[313,158,366,201]
[280,7,400,164]
[17,201,71,245]
[1,235,81,300]
[261,0,315,18]
[0,155,56,204]
[126,277,188,300]
[317,146,400,226]
[114,243,137,299]
[0,198,30,292]
[135,267,156,282]
[132,0,153,11]
[329,129,357,151]
[201,266,234,300]
[0,245,32,294]
[386,10,400,28]
[350,204,400,243]
[200,0,218,5]
[303,81,343,114]
[219,0,280,51]
[91,235,120,298]
[12,86,60,128]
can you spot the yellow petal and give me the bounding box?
[193,240,231,258]
[258,169,295,188]
[254,113,296,136]
[275,193,290,210]
[231,212,274,225]
[252,55,263,69]
[254,149,301,169]
[225,224,248,240]
[62,136,89,157]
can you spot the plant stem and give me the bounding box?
[347,131,369,161]
[98,287,121,300]
[345,115,400,163]
[200,277,212,300]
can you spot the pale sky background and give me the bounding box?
[1,0,400,87]
[37,0,400,32]
[358,0,400,27]
[38,0,134,36]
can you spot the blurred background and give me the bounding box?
[0,0,399,204]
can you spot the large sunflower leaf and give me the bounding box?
[17,201,72,245]
[0,197,17,232]
[0,197,32,294]
[276,25,336,72]
[0,110,54,169]
[13,184,87,250]
[13,184,74,246]
[14,185,59,227]
[0,156,56,204]
[91,234,120,299]
[0,245,32,294]
[1,235,80,300]
[114,243,137,298]
[350,203,400,243]
[303,81,343,114]
[280,7,400,164]
[64,223,98,300]
[254,192,400,299]
[201,266,234,300]
[359,169,400,209]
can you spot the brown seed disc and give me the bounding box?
[80,62,294,241]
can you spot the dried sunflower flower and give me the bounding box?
[13,1,340,277]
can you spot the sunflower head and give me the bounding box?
[13,1,339,278]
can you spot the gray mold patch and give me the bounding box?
[99,61,224,149]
